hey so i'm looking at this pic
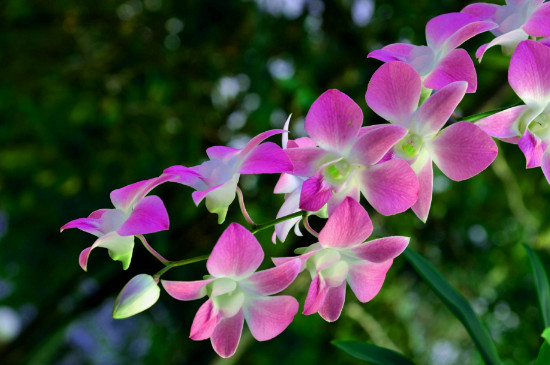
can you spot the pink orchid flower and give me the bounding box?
[273,198,409,322]
[476,40,550,182]
[162,223,301,358]
[285,89,419,216]
[164,130,293,224]
[463,0,550,60]
[366,61,498,221]
[60,175,173,271]
[368,12,496,93]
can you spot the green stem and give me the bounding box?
[136,235,171,266]
[457,102,523,122]
[154,254,210,280]
[250,211,305,235]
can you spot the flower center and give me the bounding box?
[323,159,352,185]
[530,113,550,140]
[396,134,423,159]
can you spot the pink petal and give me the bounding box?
[299,173,333,212]
[523,2,550,37]
[274,173,302,194]
[305,89,363,151]
[509,40,550,106]
[366,61,421,126]
[274,190,302,243]
[461,3,499,18]
[326,183,360,215]
[244,259,301,295]
[161,279,214,301]
[191,181,231,206]
[426,12,495,51]
[207,223,264,278]
[318,197,373,248]
[60,209,107,236]
[206,146,240,161]
[475,105,527,138]
[477,28,528,60]
[285,147,332,177]
[303,274,328,315]
[240,129,286,157]
[542,149,550,183]
[288,137,317,148]
[351,237,410,263]
[367,43,415,63]
[318,282,346,322]
[239,142,293,174]
[424,49,477,93]
[163,165,206,190]
[117,195,169,236]
[518,128,546,168]
[79,232,135,271]
[430,122,498,181]
[347,261,393,302]
[410,153,434,223]
[351,124,407,165]
[244,296,298,341]
[190,299,221,341]
[415,81,468,135]
[360,158,419,215]
[110,176,171,211]
[211,310,244,358]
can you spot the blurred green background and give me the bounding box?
[1,0,549,364]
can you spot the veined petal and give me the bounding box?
[477,28,528,60]
[347,260,393,302]
[415,81,468,136]
[461,3,499,19]
[244,259,301,295]
[523,2,550,37]
[350,124,407,165]
[305,89,363,151]
[60,208,108,236]
[299,173,333,212]
[239,142,293,174]
[240,129,286,157]
[162,279,214,301]
[285,147,332,177]
[206,146,240,161]
[211,310,244,358]
[244,296,298,341]
[163,165,207,190]
[476,105,528,138]
[274,173,302,194]
[429,122,498,181]
[318,197,373,248]
[366,61,421,127]
[367,43,415,63]
[207,223,264,279]
[110,176,172,212]
[360,159,419,216]
[542,149,550,183]
[274,190,302,243]
[426,12,496,51]
[318,282,346,322]
[509,40,550,107]
[117,195,169,236]
[424,49,477,93]
[303,274,328,315]
[518,128,546,167]
[351,236,410,263]
[79,232,134,271]
[190,299,221,341]
[410,151,434,222]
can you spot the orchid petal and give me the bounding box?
[117,195,169,236]
[274,173,302,194]
[206,146,240,161]
[110,176,171,212]
[426,12,495,51]
[327,183,360,215]
[430,122,498,181]
[477,28,528,60]
[319,197,373,248]
[190,299,222,341]
[424,49,477,93]
[461,3,499,19]
[79,232,134,271]
[366,61,421,127]
[244,296,298,341]
[347,260,393,302]
[368,43,415,63]
[523,2,550,37]
[163,165,206,190]
[360,158,419,215]
[285,147,333,177]
[203,178,239,224]
[239,142,293,174]
[305,89,363,151]
[162,279,214,301]
[410,151,434,222]
[351,124,407,165]
[318,282,346,322]
[299,173,333,212]
[476,105,528,138]
[240,129,286,157]
[509,40,550,107]
[518,128,546,167]
[211,310,244,358]
[542,149,550,183]
[351,236,410,263]
[274,190,302,243]
[207,223,264,278]
[244,259,301,295]
[60,209,108,236]
[303,274,328,315]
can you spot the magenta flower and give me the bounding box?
[463,0,550,60]
[162,223,301,358]
[273,198,408,322]
[368,12,496,93]
[477,40,550,182]
[61,175,173,271]
[285,89,418,216]
[366,61,498,221]
[164,130,293,224]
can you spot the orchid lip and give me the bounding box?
[395,133,424,159]
[530,113,550,140]
[322,159,353,185]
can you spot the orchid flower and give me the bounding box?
[164,130,293,224]
[284,89,419,217]
[476,40,550,182]
[162,223,301,358]
[60,175,173,271]
[366,61,498,221]
[368,12,496,93]
[273,198,409,322]
[462,0,550,61]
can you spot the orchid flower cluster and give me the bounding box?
[61,0,550,359]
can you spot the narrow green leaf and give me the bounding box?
[536,342,550,365]
[403,248,501,365]
[332,341,414,365]
[542,328,550,344]
[524,244,550,328]
[458,102,522,122]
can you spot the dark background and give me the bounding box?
[1,0,549,364]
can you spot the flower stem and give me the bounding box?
[154,254,210,280]
[303,215,319,238]
[236,186,256,225]
[136,235,172,266]
[250,211,305,235]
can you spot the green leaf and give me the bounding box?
[458,102,522,122]
[403,248,501,365]
[542,328,550,345]
[536,342,550,365]
[524,244,550,328]
[332,341,414,365]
